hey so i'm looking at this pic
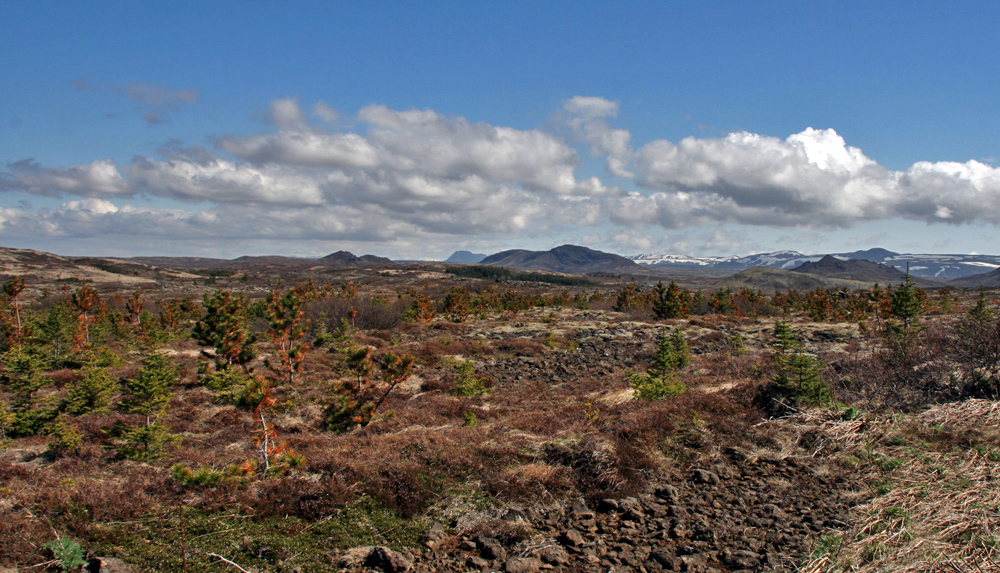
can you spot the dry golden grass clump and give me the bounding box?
[793,399,1000,573]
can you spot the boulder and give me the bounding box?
[363,546,412,573]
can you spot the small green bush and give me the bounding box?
[171,463,227,486]
[451,360,491,397]
[45,537,87,571]
[770,320,831,408]
[628,328,690,400]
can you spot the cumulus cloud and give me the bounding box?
[1,159,130,197]
[266,97,308,129]
[7,96,1000,255]
[312,101,339,124]
[626,127,1000,228]
[218,130,380,169]
[358,104,582,194]
[125,156,327,206]
[561,96,634,177]
[609,229,655,252]
[219,100,595,198]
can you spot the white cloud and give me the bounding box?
[218,131,381,169]
[125,156,326,206]
[266,97,308,128]
[59,198,119,215]
[1,159,130,197]
[359,104,582,194]
[630,127,1000,228]
[312,101,339,124]
[609,229,654,252]
[6,96,1000,256]
[561,96,634,177]
[700,229,750,254]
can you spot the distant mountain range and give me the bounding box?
[446,245,1000,284]
[720,256,944,291]
[319,251,393,266]
[130,250,391,270]
[630,248,1000,279]
[6,241,1000,289]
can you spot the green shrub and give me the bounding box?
[171,463,226,486]
[628,328,690,400]
[770,320,832,408]
[46,415,83,456]
[62,365,118,416]
[45,537,87,571]
[451,360,491,397]
[200,364,260,409]
[651,280,690,319]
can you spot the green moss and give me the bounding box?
[89,497,423,572]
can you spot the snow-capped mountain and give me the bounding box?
[629,249,1000,279]
[629,253,731,267]
[712,251,826,270]
[880,253,1000,279]
[629,251,824,270]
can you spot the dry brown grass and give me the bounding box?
[3,279,995,570]
[787,400,1000,573]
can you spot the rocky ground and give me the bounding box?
[337,452,855,573]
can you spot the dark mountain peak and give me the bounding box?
[794,255,897,275]
[792,255,941,287]
[795,255,854,273]
[480,244,639,274]
[840,247,899,262]
[479,249,530,266]
[445,250,488,264]
[320,251,359,265]
[356,254,393,265]
[319,251,391,266]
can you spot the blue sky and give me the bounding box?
[2,1,999,259]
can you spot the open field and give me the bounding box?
[2,257,1000,572]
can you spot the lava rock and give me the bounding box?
[363,546,412,573]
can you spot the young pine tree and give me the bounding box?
[193,289,257,370]
[954,288,1000,394]
[443,287,471,322]
[771,320,830,408]
[1,277,27,349]
[613,283,642,312]
[264,286,310,386]
[1,345,57,436]
[882,269,927,368]
[118,352,180,459]
[70,284,100,351]
[62,364,117,416]
[39,301,76,361]
[627,328,690,400]
[651,281,690,320]
[327,348,415,431]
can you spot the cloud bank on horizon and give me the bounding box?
[2,96,999,258]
